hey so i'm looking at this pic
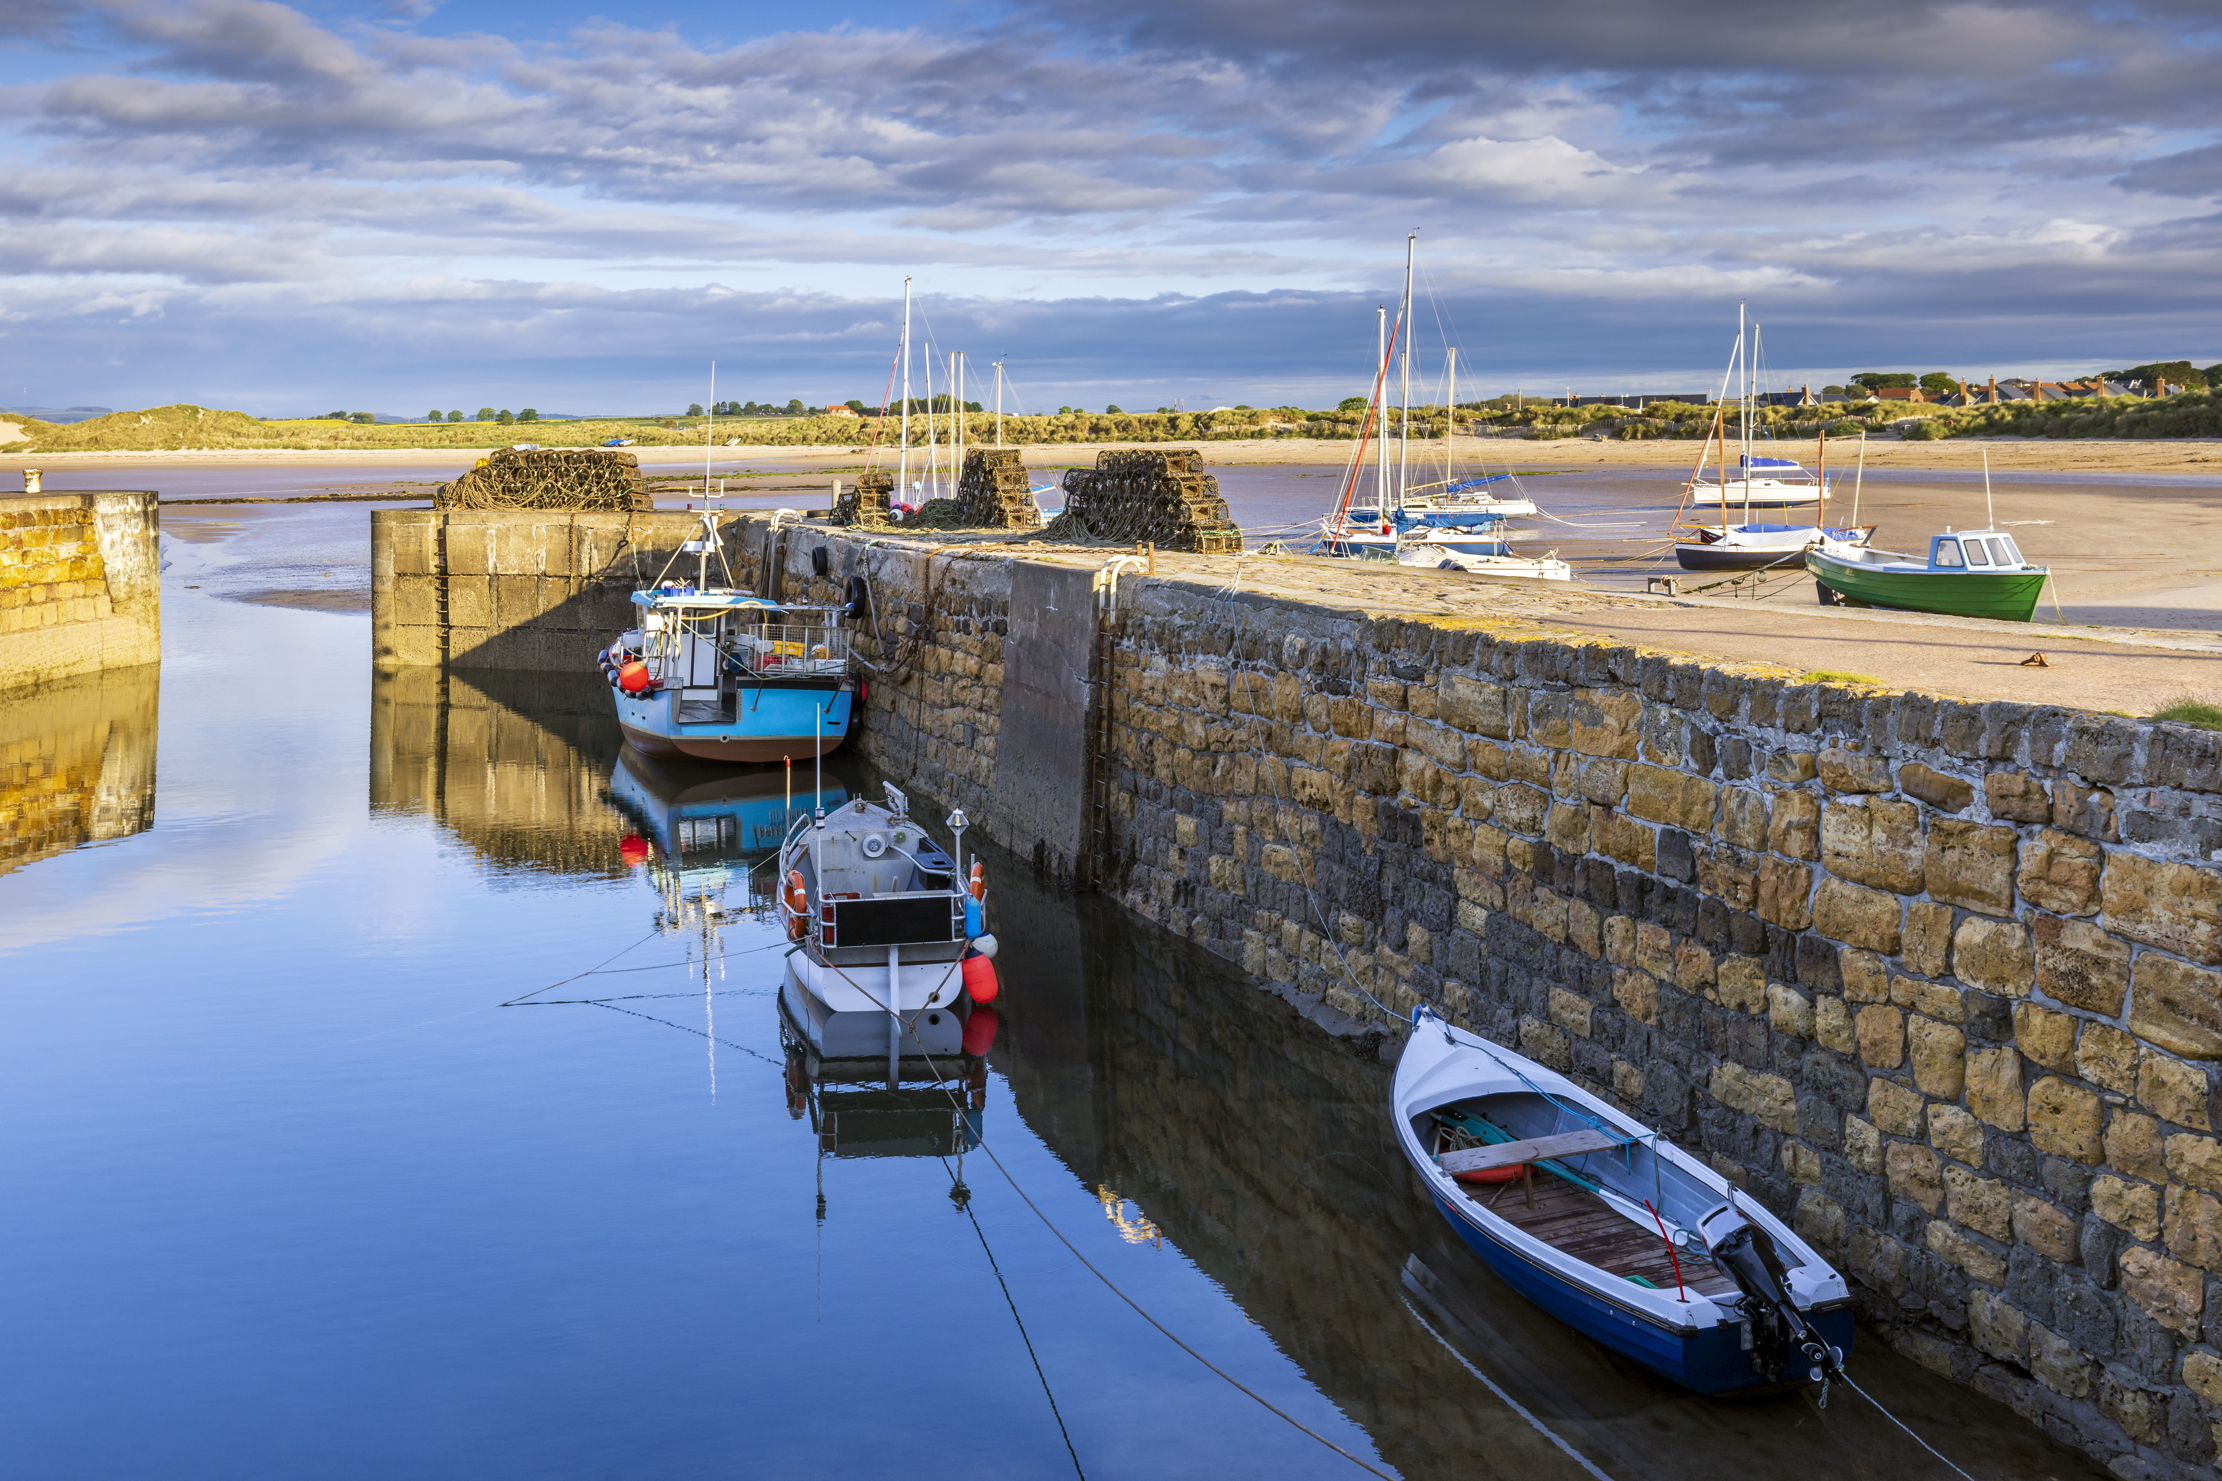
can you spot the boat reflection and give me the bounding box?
[0,665,158,878]
[604,747,850,935]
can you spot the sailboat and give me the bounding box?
[1673,310,1870,570]
[1319,237,1558,576]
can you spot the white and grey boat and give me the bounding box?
[776,783,993,1066]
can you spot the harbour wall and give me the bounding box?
[741,520,2222,1480]
[370,508,748,671]
[0,491,161,692]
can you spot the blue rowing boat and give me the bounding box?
[1394,1008,1852,1393]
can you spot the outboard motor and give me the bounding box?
[1698,1202,1842,1388]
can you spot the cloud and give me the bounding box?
[0,0,2214,407]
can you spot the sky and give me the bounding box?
[2,0,2220,414]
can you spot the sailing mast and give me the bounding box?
[925,349,938,499]
[1398,233,1415,506]
[953,351,965,491]
[1374,306,1388,510]
[1739,303,1752,519]
[1444,346,1456,491]
[899,278,912,497]
[993,360,1004,447]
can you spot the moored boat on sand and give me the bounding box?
[1675,521,1873,572]
[1394,1008,1853,1394]
[1806,528,2048,621]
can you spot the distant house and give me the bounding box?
[825,404,860,418]
[1552,392,1710,408]
[1872,387,1927,403]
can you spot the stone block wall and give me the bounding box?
[0,491,160,690]
[735,520,2222,1477]
[371,508,746,670]
[0,663,158,876]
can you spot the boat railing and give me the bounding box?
[727,622,851,677]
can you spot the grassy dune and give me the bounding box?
[4,403,1314,453]
[12,390,2221,455]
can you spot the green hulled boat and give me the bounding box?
[1806,528,2049,622]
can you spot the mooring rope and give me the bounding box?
[1832,1371,1981,1481]
[821,957,1397,1481]
[1398,1295,1617,1481]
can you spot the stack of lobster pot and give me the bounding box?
[955,449,1041,528]
[435,448,649,511]
[1057,448,1242,552]
[835,470,893,526]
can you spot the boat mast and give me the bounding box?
[925,349,937,500]
[1374,306,1387,510]
[994,359,1004,447]
[1444,346,1456,490]
[899,278,912,497]
[1398,233,1415,507]
[705,360,715,519]
[954,350,965,491]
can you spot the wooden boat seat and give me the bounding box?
[1437,1128,1620,1175]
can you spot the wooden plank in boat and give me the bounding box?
[1437,1128,1620,1175]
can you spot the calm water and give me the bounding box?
[0,505,2108,1480]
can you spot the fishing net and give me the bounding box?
[434,448,650,511]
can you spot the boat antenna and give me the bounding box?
[1398,233,1415,508]
[814,705,825,822]
[705,359,715,513]
[994,359,1004,448]
[1983,446,1994,527]
[899,278,912,499]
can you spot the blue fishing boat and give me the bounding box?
[596,513,861,763]
[1394,1008,1852,1393]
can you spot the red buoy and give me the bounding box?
[962,1004,999,1056]
[618,660,652,694]
[1455,1163,1527,1185]
[961,952,999,1005]
[619,833,649,866]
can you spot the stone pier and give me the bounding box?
[0,490,160,691]
[734,517,2222,1480]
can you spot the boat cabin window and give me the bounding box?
[1932,538,1964,568]
[1990,537,2021,566]
[1964,539,1992,566]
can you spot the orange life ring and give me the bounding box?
[968,861,985,901]
[784,870,809,938]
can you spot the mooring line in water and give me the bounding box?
[1831,1371,1981,1481]
[823,961,1398,1480]
[583,999,782,1067]
[1397,1296,1617,1481]
[940,1158,1090,1481]
[502,929,665,1006]
[510,988,774,1006]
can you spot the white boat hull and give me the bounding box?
[781,961,969,1059]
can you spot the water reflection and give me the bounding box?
[0,665,158,878]
[348,657,2096,1480]
[369,667,630,878]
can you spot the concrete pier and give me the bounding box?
[370,508,746,671]
[0,490,160,692]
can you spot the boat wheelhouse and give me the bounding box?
[597,513,860,763]
[1806,528,2049,621]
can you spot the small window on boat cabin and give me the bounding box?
[1933,538,1965,567]
[1964,538,1992,566]
[1990,537,2019,566]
